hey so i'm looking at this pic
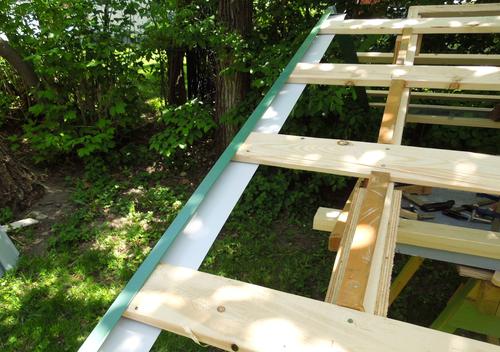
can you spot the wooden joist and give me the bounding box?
[335,172,392,311]
[319,16,500,35]
[409,3,500,18]
[357,52,500,65]
[313,207,500,260]
[235,132,500,195]
[370,102,493,113]
[289,63,500,91]
[367,90,500,102]
[124,263,500,352]
[406,114,500,129]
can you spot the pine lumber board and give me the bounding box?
[398,219,500,260]
[325,188,366,303]
[409,4,500,17]
[367,90,500,102]
[124,263,500,352]
[370,102,493,113]
[357,52,500,65]
[458,265,494,281]
[406,114,500,129]
[235,132,500,196]
[378,80,407,143]
[288,63,500,91]
[328,179,364,251]
[373,190,401,316]
[314,207,500,260]
[319,16,500,35]
[336,172,392,311]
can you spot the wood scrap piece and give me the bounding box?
[124,263,500,352]
[329,178,364,251]
[335,172,391,311]
[325,187,366,303]
[314,208,500,260]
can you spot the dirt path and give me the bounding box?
[17,173,75,255]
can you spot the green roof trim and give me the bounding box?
[79,7,336,351]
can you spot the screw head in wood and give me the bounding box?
[337,140,349,146]
[217,305,226,313]
[231,343,239,351]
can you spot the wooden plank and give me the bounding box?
[336,172,391,311]
[313,207,344,233]
[373,190,402,316]
[398,219,500,260]
[325,188,366,303]
[329,179,364,251]
[378,80,407,144]
[235,132,500,195]
[124,263,500,352]
[367,90,500,102]
[406,114,500,129]
[319,16,500,35]
[358,52,500,65]
[410,4,500,18]
[314,207,500,260]
[289,63,500,91]
[370,102,493,113]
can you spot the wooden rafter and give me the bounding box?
[357,52,500,65]
[234,132,500,195]
[319,16,500,35]
[124,263,499,352]
[289,63,500,91]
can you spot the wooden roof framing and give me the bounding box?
[81,4,500,352]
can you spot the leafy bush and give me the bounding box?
[1,0,146,161]
[150,99,215,157]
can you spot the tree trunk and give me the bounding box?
[215,0,252,150]
[0,39,39,89]
[187,47,216,103]
[0,142,44,213]
[167,48,187,106]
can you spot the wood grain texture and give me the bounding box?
[358,52,500,65]
[370,102,493,113]
[378,80,407,144]
[314,207,500,260]
[235,132,500,195]
[406,114,500,129]
[124,263,500,352]
[367,90,500,102]
[288,63,500,91]
[325,188,366,303]
[409,3,500,17]
[329,179,364,251]
[373,190,402,316]
[397,219,500,260]
[336,172,391,311]
[319,16,500,35]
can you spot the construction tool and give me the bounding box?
[403,193,455,212]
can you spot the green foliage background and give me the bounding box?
[1,0,499,351]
